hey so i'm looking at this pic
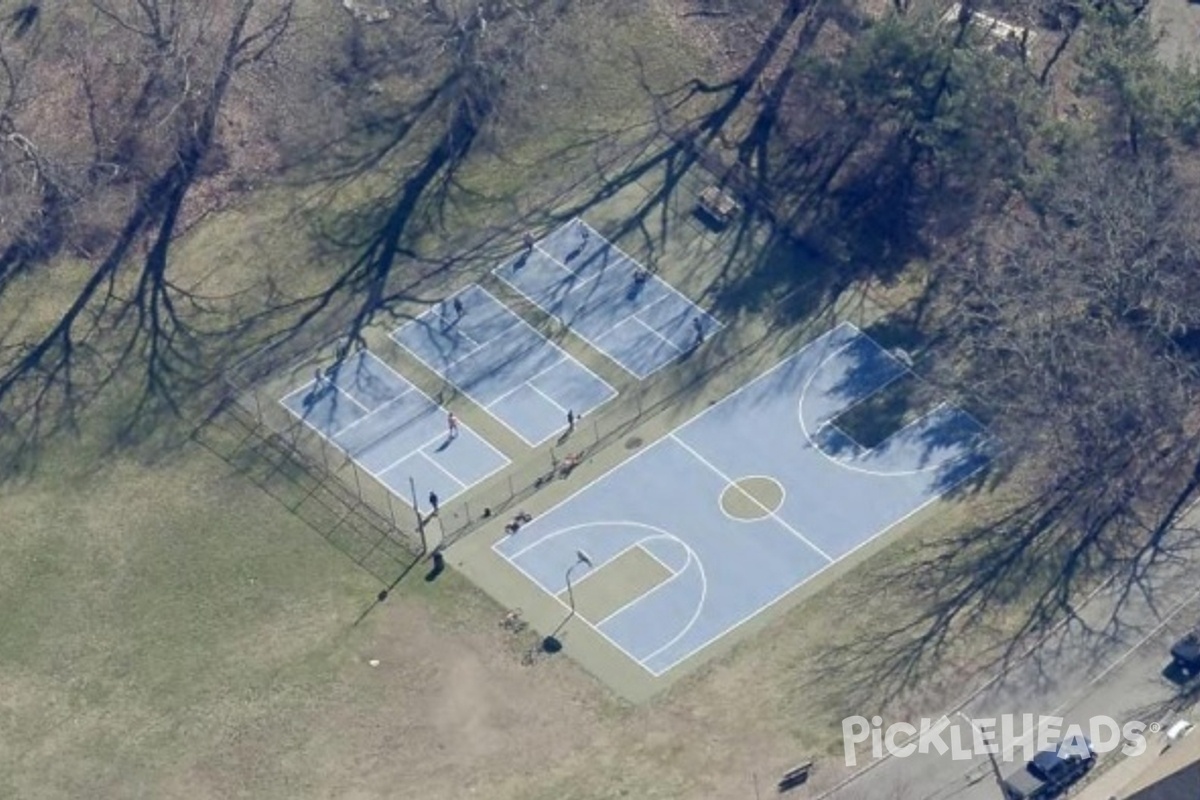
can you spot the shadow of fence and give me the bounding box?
[191,398,421,585]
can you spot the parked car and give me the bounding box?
[1000,734,1096,800]
[1165,719,1195,748]
[1170,630,1200,676]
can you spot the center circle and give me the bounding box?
[719,476,785,520]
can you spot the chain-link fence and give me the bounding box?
[199,128,837,561]
[212,292,770,559]
[193,376,420,583]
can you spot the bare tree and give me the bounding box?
[0,0,297,451]
[832,148,1200,700]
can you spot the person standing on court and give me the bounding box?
[428,491,439,515]
[523,231,535,251]
[453,297,464,318]
[567,409,575,430]
[692,316,704,343]
[447,411,458,438]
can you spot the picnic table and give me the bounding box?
[697,185,740,226]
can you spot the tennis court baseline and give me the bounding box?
[280,349,509,508]
[390,283,617,447]
[492,218,722,380]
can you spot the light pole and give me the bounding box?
[957,712,1008,799]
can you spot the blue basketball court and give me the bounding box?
[492,218,723,380]
[390,284,617,447]
[493,323,991,676]
[280,349,509,507]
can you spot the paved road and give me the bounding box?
[817,9,1200,798]
[821,529,1200,800]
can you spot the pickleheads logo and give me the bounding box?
[842,714,1152,766]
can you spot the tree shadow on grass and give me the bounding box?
[0,1,297,474]
[806,467,1200,714]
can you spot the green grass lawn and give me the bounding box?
[0,430,365,797]
[0,3,1068,797]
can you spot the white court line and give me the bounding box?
[529,243,605,289]
[394,335,542,447]
[326,387,418,439]
[670,322,860,440]
[491,323,989,676]
[351,351,511,477]
[796,337,989,477]
[443,284,619,407]
[426,297,485,348]
[497,534,656,668]
[637,451,991,677]
[284,376,369,419]
[280,377,320,406]
[630,315,684,353]
[573,218,726,334]
[329,382,370,414]
[384,448,467,490]
[446,321,482,349]
[490,329,850,511]
[637,540,681,576]
[593,539,697,628]
[389,323,484,372]
[562,541,640,592]
[277,356,511,508]
[824,399,953,457]
[525,381,567,414]
[457,283,530,340]
[493,268,641,379]
[716,474,787,524]
[410,306,484,350]
[847,321,994,436]
[491,327,861,562]
[629,291,673,319]
[504,219,725,381]
[400,283,619,447]
[638,553,708,666]
[668,433,833,562]
[360,427,461,480]
[495,519,704,670]
[393,285,517,368]
[483,355,570,410]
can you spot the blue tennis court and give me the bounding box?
[493,323,991,676]
[390,283,617,447]
[492,218,723,380]
[280,349,509,507]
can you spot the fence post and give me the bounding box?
[385,490,399,531]
[351,461,364,501]
[409,476,427,555]
[319,434,332,475]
